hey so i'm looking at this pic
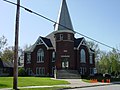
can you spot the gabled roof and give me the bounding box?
[24,44,36,52]
[41,37,53,47]
[74,37,84,48]
[46,31,56,49]
[24,36,53,52]
[55,0,73,31]
[74,38,95,52]
[3,60,13,68]
[0,59,13,68]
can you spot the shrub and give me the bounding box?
[18,67,27,76]
[94,73,103,78]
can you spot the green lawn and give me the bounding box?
[82,79,91,83]
[0,77,69,89]
[17,87,69,90]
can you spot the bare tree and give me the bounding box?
[0,35,7,57]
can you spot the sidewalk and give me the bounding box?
[61,79,111,88]
[0,79,119,90]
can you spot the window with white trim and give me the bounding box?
[36,67,45,76]
[60,34,63,40]
[90,68,94,75]
[36,67,39,75]
[52,67,55,76]
[80,67,86,75]
[37,49,44,63]
[26,68,32,75]
[89,53,93,64]
[80,49,86,63]
[68,34,71,40]
[26,53,31,63]
[52,51,55,62]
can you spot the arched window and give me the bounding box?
[89,53,93,64]
[26,53,31,63]
[80,49,86,63]
[52,51,55,62]
[37,48,44,63]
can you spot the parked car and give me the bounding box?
[103,73,111,78]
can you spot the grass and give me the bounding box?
[0,77,70,89]
[0,77,13,88]
[82,79,91,83]
[23,87,70,90]
[11,87,68,90]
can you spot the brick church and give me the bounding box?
[24,0,95,78]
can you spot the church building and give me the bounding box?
[24,0,95,78]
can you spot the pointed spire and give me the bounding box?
[55,0,74,31]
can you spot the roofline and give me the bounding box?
[55,0,63,31]
[24,36,54,52]
[39,36,49,49]
[77,38,84,50]
[55,0,73,31]
[54,30,75,34]
[77,38,95,53]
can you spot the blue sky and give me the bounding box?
[0,0,120,51]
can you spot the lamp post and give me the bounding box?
[13,0,20,90]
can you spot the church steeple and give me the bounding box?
[55,0,74,31]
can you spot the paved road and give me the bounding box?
[65,84,120,90]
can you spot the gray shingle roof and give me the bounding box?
[0,59,13,68]
[24,44,36,52]
[24,36,54,52]
[74,38,84,48]
[40,37,53,47]
[55,0,73,31]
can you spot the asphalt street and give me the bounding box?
[65,84,120,90]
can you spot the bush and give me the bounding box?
[18,67,27,76]
[94,73,103,78]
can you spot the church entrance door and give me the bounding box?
[61,58,69,69]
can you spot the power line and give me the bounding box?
[3,0,120,52]
[75,31,114,49]
[3,0,73,30]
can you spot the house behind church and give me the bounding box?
[24,0,96,78]
[0,58,13,76]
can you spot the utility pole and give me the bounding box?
[13,0,20,90]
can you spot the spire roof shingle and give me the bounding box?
[55,0,73,31]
